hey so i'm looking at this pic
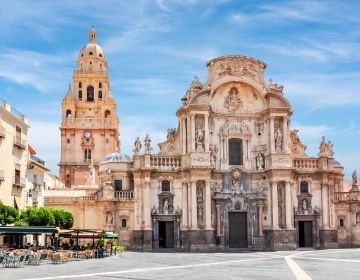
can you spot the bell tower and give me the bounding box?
[59,27,119,188]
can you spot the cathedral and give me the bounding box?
[45,28,360,251]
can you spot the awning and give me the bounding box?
[0,226,58,234]
[104,232,118,238]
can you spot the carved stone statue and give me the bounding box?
[224,87,241,112]
[133,136,142,155]
[144,134,152,154]
[209,144,217,166]
[352,170,358,185]
[274,127,283,151]
[166,128,177,142]
[106,211,113,224]
[195,128,205,152]
[196,186,204,220]
[163,198,169,214]
[256,153,264,170]
[318,136,334,158]
[302,199,308,211]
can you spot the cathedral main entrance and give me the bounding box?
[228,212,248,248]
[158,221,174,248]
[298,221,313,247]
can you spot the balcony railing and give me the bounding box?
[151,156,181,170]
[0,126,5,139]
[64,118,113,128]
[30,154,46,167]
[114,190,134,200]
[14,136,26,150]
[334,192,350,202]
[0,169,4,182]
[13,176,25,188]
[293,158,318,169]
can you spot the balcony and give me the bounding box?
[0,126,5,139]
[293,158,318,170]
[13,176,25,188]
[14,136,26,150]
[0,169,4,182]
[114,190,134,200]
[30,154,46,167]
[150,155,182,170]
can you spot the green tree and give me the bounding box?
[27,207,55,226]
[52,208,74,229]
[0,202,19,225]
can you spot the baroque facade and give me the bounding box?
[45,28,360,250]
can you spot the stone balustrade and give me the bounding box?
[293,158,318,169]
[150,156,181,170]
[114,190,134,200]
[63,117,114,128]
[334,192,350,202]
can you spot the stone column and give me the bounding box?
[205,180,212,229]
[186,116,191,154]
[285,181,293,229]
[282,117,288,153]
[271,181,279,229]
[187,181,192,227]
[321,183,329,228]
[190,180,198,230]
[182,118,186,154]
[269,117,275,153]
[143,181,152,230]
[216,204,221,237]
[182,182,188,229]
[204,114,209,152]
[190,114,195,152]
[258,203,264,236]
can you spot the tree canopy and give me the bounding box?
[0,201,19,226]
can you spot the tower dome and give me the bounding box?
[77,27,108,72]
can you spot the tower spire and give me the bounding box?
[89,26,96,43]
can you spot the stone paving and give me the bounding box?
[3,248,360,280]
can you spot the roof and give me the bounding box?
[102,151,132,163]
[0,226,58,234]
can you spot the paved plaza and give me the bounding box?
[2,248,360,280]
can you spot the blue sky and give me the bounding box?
[0,0,359,179]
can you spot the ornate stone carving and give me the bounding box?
[352,170,358,185]
[106,211,113,224]
[231,168,245,195]
[166,128,177,142]
[318,136,334,158]
[197,186,204,221]
[274,127,283,152]
[224,87,241,112]
[256,153,265,170]
[252,144,267,152]
[254,120,264,135]
[133,136,142,155]
[209,144,217,166]
[144,134,152,154]
[163,198,169,215]
[195,128,205,152]
[221,120,250,137]
[267,78,284,95]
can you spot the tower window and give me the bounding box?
[98,91,102,99]
[89,51,93,55]
[84,149,91,162]
[229,138,243,165]
[79,90,82,100]
[105,109,111,118]
[161,180,170,192]
[66,109,72,119]
[79,82,82,88]
[87,86,94,102]
[99,82,102,88]
[121,219,127,228]
[300,181,309,193]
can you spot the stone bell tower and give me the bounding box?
[59,27,119,188]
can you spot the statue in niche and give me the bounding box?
[106,211,113,224]
[318,136,334,158]
[144,134,152,154]
[274,127,283,151]
[163,198,169,215]
[133,136,142,155]
[256,153,264,170]
[195,128,205,152]
[352,170,358,185]
[214,182,222,193]
[196,186,204,220]
[231,169,243,195]
[302,199,308,214]
[209,144,217,166]
[224,87,241,112]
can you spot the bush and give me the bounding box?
[27,207,55,226]
[52,208,74,229]
[0,201,19,225]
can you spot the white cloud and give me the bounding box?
[291,122,332,142]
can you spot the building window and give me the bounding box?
[79,90,82,100]
[300,181,309,193]
[79,82,82,88]
[87,86,94,102]
[339,218,345,227]
[121,219,127,228]
[105,109,111,118]
[66,109,72,119]
[356,213,360,224]
[114,180,122,191]
[99,82,102,88]
[14,169,20,185]
[161,180,170,192]
[229,138,243,165]
[98,91,102,99]
[84,149,91,162]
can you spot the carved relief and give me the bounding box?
[221,120,251,138]
[224,87,242,112]
[254,120,264,135]
[106,211,113,224]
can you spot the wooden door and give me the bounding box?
[165,222,174,248]
[229,212,248,248]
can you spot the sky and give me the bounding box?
[0,0,359,179]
